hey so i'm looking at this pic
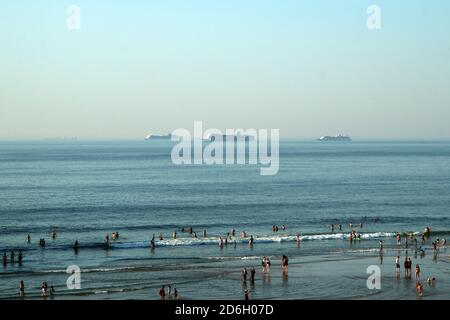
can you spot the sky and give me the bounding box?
[0,0,449,140]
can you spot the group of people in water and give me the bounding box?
[7,222,446,300]
[395,256,436,297]
[158,285,179,300]
[17,280,56,299]
[2,250,23,266]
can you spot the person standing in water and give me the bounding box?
[395,256,400,276]
[249,235,254,247]
[415,264,421,282]
[243,289,249,300]
[19,280,25,297]
[242,268,248,282]
[2,253,7,266]
[203,230,207,238]
[330,224,334,232]
[10,250,15,263]
[173,231,177,239]
[18,250,23,264]
[159,286,165,300]
[27,234,31,243]
[250,267,256,283]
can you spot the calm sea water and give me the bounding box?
[0,141,449,300]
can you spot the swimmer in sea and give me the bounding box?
[51,229,56,240]
[159,233,164,241]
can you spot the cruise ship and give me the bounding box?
[144,133,172,140]
[318,134,352,141]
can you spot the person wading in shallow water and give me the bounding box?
[158,285,166,300]
[244,289,249,300]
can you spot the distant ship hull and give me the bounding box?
[318,135,352,141]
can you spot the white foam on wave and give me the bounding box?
[106,231,398,249]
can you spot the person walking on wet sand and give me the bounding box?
[415,264,421,282]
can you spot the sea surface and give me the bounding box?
[0,140,449,300]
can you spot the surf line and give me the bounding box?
[170,121,279,176]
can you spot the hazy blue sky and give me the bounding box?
[1,0,449,140]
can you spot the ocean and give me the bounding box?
[0,140,449,300]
